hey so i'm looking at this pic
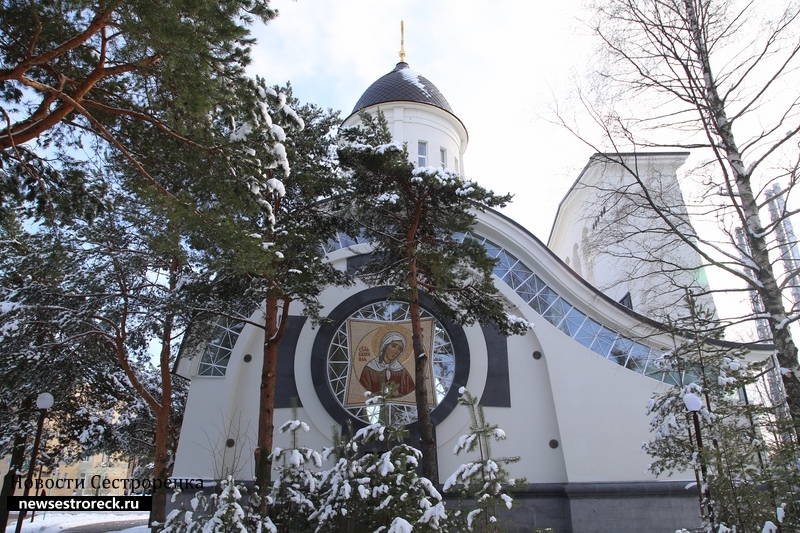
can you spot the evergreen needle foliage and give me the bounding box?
[160,477,278,533]
[644,296,800,532]
[268,408,322,532]
[444,389,523,533]
[339,110,530,485]
[243,385,448,533]
[311,386,447,533]
[0,0,279,223]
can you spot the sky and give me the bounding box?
[246,0,596,240]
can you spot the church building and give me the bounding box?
[172,56,771,532]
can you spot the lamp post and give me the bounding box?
[15,392,53,533]
[684,392,715,528]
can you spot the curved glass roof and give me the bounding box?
[196,230,679,384]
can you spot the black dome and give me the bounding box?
[351,62,454,114]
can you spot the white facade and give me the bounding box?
[173,205,695,484]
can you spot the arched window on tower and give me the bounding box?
[572,243,583,277]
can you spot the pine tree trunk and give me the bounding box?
[255,295,280,508]
[408,282,438,485]
[0,397,33,530]
[150,259,176,533]
[404,200,439,485]
[150,406,169,533]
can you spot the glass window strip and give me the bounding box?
[257,230,670,382]
[559,307,587,337]
[196,312,250,377]
[609,337,633,366]
[592,327,619,359]
[469,234,667,379]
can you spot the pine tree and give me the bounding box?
[2,4,346,527]
[0,0,279,222]
[338,111,530,485]
[179,86,351,504]
[0,190,197,531]
[0,212,143,529]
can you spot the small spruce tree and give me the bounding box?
[311,385,447,533]
[159,477,278,533]
[444,388,524,533]
[644,296,800,532]
[269,411,323,531]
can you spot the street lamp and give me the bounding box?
[684,391,715,528]
[15,392,54,533]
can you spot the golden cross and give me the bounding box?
[399,20,406,62]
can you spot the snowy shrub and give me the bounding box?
[444,388,524,532]
[159,477,277,533]
[268,414,322,532]
[159,487,204,533]
[311,386,448,533]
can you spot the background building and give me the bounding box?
[1,453,130,497]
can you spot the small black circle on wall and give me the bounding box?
[226,438,236,448]
[532,351,542,360]
[243,354,252,363]
[549,439,559,449]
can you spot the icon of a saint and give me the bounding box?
[359,331,415,397]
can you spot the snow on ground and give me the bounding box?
[99,526,148,533]
[4,512,149,533]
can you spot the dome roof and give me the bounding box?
[351,62,454,115]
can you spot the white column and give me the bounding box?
[392,105,404,144]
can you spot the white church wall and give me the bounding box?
[174,378,226,480]
[291,281,354,448]
[490,268,655,483]
[486,331,569,483]
[475,209,674,482]
[534,314,667,482]
[173,317,263,480]
[288,276,574,484]
[174,201,744,485]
